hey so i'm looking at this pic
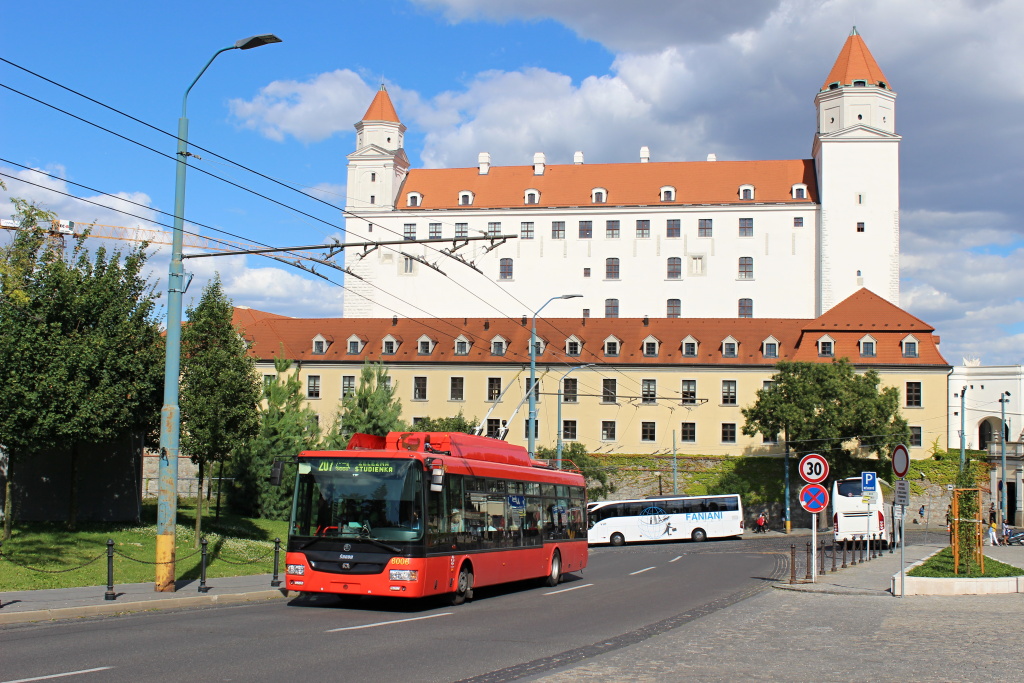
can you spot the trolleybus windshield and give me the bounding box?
[293,458,424,543]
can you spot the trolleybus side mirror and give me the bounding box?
[270,460,284,486]
[430,468,444,493]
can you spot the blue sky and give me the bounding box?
[2,0,1023,366]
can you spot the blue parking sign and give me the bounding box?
[862,471,877,492]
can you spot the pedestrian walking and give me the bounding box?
[989,503,997,524]
[755,512,766,534]
[988,521,1000,546]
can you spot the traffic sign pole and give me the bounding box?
[811,514,817,582]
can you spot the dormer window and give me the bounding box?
[902,336,919,358]
[406,192,422,207]
[383,340,396,355]
[524,189,540,205]
[453,335,471,356]
[859,335,877,358]
[566,336,582,357]
[530,339,546,356]
[817,335,835,358]
[604,337,620,357]
[458,191,474,206]
[592,188,607,204]
[762,336,779,359]
[739,184,755,201]
[347,335,366,355]
[417,335,435,356]
[491,338,506,356]
[313,340,325,355]
[722,339,738,358]
[642,336,660,357]
[682,335,699,357]
[791,183,808,200]
[853,80,866,87]
[382,334,402,356]
[660,186,676,202]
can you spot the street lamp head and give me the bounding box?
[235,34,283,50]
[560,293,583,299]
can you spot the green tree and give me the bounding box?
[408,411,478,434]
[536,442,616,501]
[741,359,910,478]
[336,362,404,438]
[180,275,262,543]
[231,355,320,519]
[0,201,163,535]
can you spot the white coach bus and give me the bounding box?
[832,477,889,548]
[587,494,744,546]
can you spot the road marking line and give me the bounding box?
[669,556,683,563]
[544,583,593,595]
[3,667,114,683]
[326,612,452,632]
[630,566,655,575]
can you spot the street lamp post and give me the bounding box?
[1000,391,1011,524]
[556,364,594,469]
[156,34,281,593]
[958,386,967,472]
[527,294,582,458]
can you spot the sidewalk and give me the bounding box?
[0,574,288,625]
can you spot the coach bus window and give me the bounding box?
[837,480,862,497]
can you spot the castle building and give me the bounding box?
[341,28,899,322]
[237,289,948,459]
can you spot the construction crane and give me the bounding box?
[0,218,305,261]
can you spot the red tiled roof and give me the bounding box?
[398,159,818,211]
[234,290,946,368]
[821,28,891,91]
[361,85,401,123]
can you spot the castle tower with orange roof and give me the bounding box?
[813,27,901,314]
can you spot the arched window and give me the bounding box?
[605,257,620,279]
[592,188,607,203]
[739,184,754,200]
[459,191,474,206]
[667,299,681,318]
[738,298,753,318]
[660,186,676,202]
[605,299,619,318]
[524,189,540,205]
[499,258,513,280]
[667,257,682,279]
[407,193,421,207]
[738,257,753,279]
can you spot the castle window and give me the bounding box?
[660,186,676,202]
[636,220,651,238]
[459,191,473,206]
[667,219,680,238]
[739,185,755,200]
[792,183,807,200]
[525,189,540,205]
[592,188,607,203]
[403,224,416,240]
[667,257,682,280]
[429,223,441,239]
[606,220,620,239]
[738,257,753,279]
[407,192,421,207]
[738,298,753,318]
[520,222,534,239]
[794,217,804,227]
[499,258,513,280]
[487,222,501,237]
[739,218,753,237]
[698,218,713,237]
[579,221,593,239]
[857,222,865,233]
[605,299,619,318]
[455,223,468,238]
[552,221,565,239]
[667,299,681,318]
[606,258,620,280]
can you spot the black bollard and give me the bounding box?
[805,542,812,580]
[831,540,837,572]
[842,540,847,569]
[271,538,282,588]
[105,539,116,601]
[790,544,796,584]
[198,537,210,593]
[819,540,826,575]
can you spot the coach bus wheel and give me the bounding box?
[691,528,707,542]
[451,564,473,605]
[610,532,625,547]
[544,550,562,587]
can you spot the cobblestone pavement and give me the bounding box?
[531,588,1022,682]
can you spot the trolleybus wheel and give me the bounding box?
[691,528,707,542]
[544,550,562,587]
[610,532,625,547]
[451,564,473,605]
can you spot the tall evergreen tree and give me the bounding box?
[336,362,404,438]
[180,275,261,542]
[231,355,320,519]
[0,201,163,534]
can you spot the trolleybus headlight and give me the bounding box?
[286,564,306,576]
[389,569,419,581]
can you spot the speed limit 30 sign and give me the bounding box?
[799,453,830,485]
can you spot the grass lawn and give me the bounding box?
[908,547,1024,578]
[0,501,288,591]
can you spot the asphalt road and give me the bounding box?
[0,536,790,683]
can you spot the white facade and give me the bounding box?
[342,31,900,322]
[948,364,1023,451]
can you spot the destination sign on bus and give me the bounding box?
[316,460,395,474]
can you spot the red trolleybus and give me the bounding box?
[283,431,588,604]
